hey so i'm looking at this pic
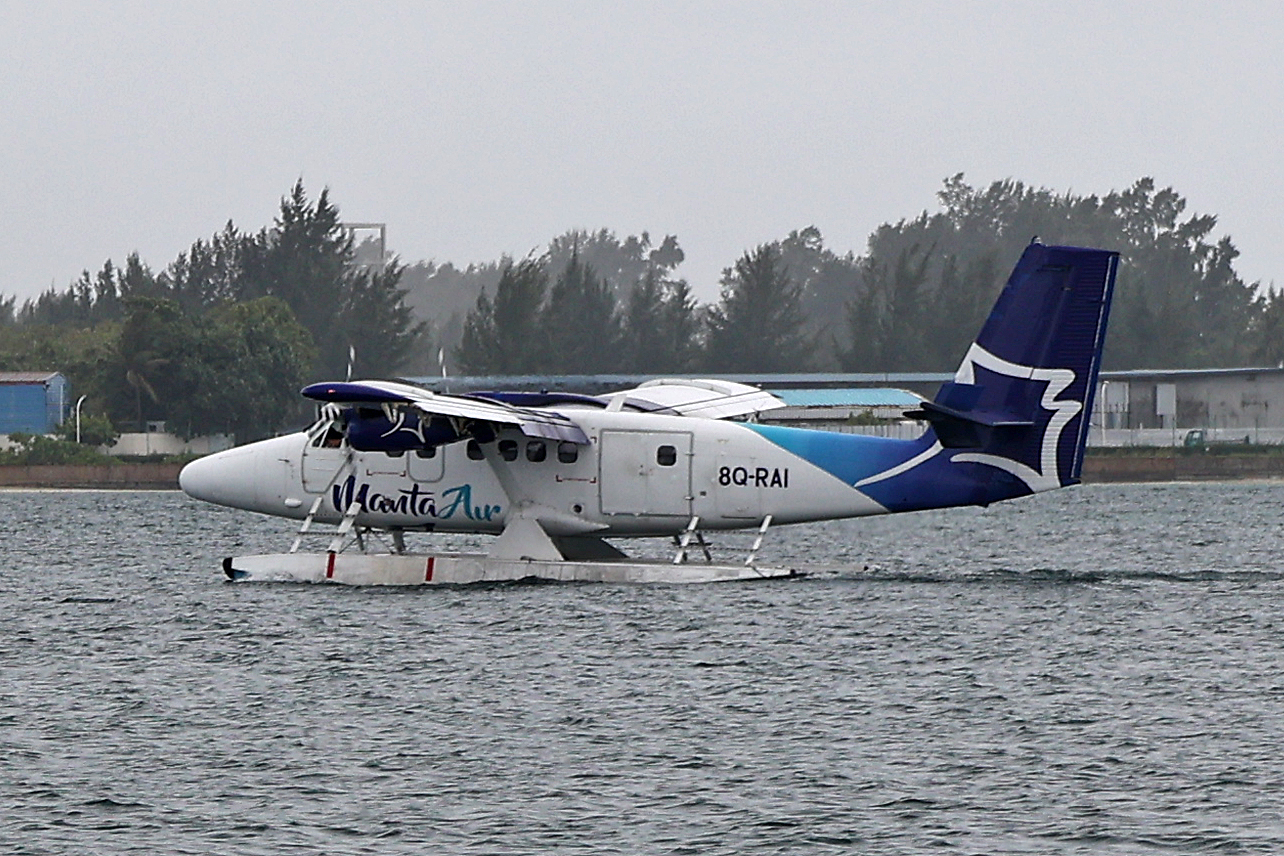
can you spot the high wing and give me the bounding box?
[603,378,785,420]
[302,380,590,444]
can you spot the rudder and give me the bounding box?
[911,243,1118,492]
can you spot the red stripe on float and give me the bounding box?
[425,556,435,582]
[326,551,336,579]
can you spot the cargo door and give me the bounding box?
[599,430,692,517]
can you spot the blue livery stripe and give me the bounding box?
[744,423,931,486]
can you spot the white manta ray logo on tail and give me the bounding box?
[948,343,1079,493]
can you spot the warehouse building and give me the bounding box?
[1094,367,1284,445]
[0,372,69,435]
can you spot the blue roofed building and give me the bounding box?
[769,387,925,420]
[0,372,69,435]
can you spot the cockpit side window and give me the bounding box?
[311,422,345,449]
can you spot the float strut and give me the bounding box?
[673,516,701,564]
[745,515,773,567]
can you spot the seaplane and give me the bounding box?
[180,242,1118,585]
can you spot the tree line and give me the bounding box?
[0,180,422,440]
[0,174,1275,442]
[445,175,1270,376]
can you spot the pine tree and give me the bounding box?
[705,244,812,372]
[542,253,620,373]
[620,268,700,373]
[454,259,548,374]
[338,260,426,377]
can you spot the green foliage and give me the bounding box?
[339,260,427,378]
[98,295,314,440]
[164,221,250,311]
[0,433,115,466]
[620,268,701,373]
[2,174,1276,404]
[1250,287,1284,367]
[17,255,155,326]
[403,230,686,362]
[14,180,423,385]
[2,181,422,438]
[546,229,685,299]
[235,181,424,378]
[237,182,354,377]
[543,254,622,372]
[843,174,1263,372]
[0,323,118,398]
[455,259,550,374]
[104,296,195,430]
[455,250,706,375]
[705,244,813,372]
[845,409,883,426]
[55,412,119,447]
[173,297,316,440]
[399,259,504,369]
[775,227,861,368]
[840,244,932,372]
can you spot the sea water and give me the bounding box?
[3,482,1284,854]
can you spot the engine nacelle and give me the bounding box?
[343,407,461,452]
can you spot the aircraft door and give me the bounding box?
[599,430,693,517]
[301,423,348,493]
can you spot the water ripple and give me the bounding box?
[3,483,1284,853]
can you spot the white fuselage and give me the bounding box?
[179,407,889,537]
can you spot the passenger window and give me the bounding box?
[416,446,437,459]
[656,445,678,466]
[526,440,547,462]
[557,441,578,463]
[498,439,519,461]
[466,440,484,460]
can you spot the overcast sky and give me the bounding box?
[2,1,1281,304]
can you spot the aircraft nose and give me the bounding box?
[180,446,262,509]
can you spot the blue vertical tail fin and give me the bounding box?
[911,242,1119,492]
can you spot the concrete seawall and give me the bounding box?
[1081,454,1284,483]
[0,463,182,489]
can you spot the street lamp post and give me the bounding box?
[1099,381,1110,445]
[74,395,87,444]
